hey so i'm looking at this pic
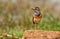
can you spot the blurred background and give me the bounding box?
[0,0,60,38]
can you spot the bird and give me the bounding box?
[32,7,42,29]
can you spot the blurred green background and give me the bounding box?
[0,0,60,39]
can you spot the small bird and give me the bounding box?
[32,7,42,29]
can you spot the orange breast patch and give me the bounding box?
[33,16,42,24]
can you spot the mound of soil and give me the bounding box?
[22,30,60,39]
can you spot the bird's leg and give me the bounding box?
[35,24,37,30]
[37,24,38,30]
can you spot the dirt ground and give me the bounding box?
[22,30,60,39]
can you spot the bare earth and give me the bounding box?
[22,30,60,39]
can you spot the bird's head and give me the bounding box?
[32,7,40,11]
[35,7,40,11]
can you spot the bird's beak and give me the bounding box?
[32,8,35,10]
